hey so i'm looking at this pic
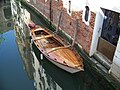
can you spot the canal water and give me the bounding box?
[0,0,109,90]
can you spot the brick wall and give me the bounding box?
[29,0,96,54]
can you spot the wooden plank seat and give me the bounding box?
[34,34,53,40]
[32,28,44,33]
[47,46,69,53]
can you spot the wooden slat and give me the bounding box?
[34,34,53,41]
[33,27,44,32]
[31,28,43,33]
[47,46,68,53]
[32,28,51,35]
[48,48,83,67]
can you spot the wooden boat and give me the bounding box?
[27,22,84,73]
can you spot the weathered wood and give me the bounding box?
[56,10,63,33]
[72,18,79,46]
[49,0,53,26]
[34,34,53,40]
[25,19,84,73]
[47,46,68,53]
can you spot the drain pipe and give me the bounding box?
[72,17,79,46]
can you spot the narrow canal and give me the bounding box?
[0,0,113,90]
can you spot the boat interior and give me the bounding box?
[33,29,65,52]
[31,27,83,70]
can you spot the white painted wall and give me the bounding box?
[89,9,104,56]
[62,0,120,13]
[110,37,120,81]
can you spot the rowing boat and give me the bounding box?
[28,23,84,73]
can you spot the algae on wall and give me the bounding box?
[0,22,3,44]
[0,32,4,44]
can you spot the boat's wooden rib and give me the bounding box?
[25,20,84,73]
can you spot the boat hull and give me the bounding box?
[26,22,84,73]
[48,57,81,73]
[33,40,82,73]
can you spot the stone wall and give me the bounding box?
[29,0,96,54]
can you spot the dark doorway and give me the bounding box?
[97,8,120,61]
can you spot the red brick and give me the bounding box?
[30,0,96,54]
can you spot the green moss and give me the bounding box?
[0,35,4,44]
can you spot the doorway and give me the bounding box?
[97,8,120,62]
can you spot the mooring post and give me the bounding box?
[49,0,52,27]
[56,10,63,33]
[72,17,79,46]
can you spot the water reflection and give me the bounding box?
[0,0,13,44]
[12,1,84,89]
[0,0,13,32]
[11,1,84,90]
[0,1,34,90]
[9,0,110,90]
[31,42,85,90]
[31,48,63,90]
